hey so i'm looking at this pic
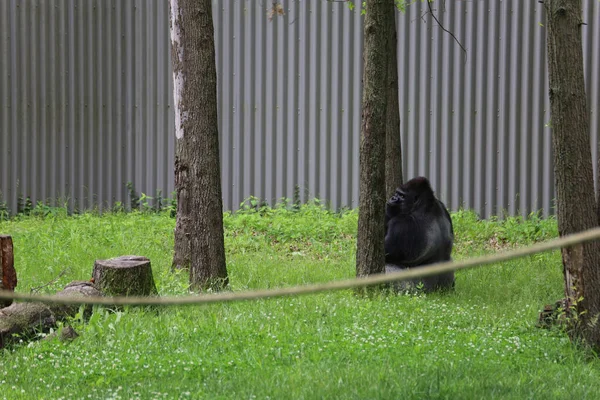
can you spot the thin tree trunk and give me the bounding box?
[169,0,228,290]
[385,4,403,198]
[546,0,600,348]
[356,0,391,278]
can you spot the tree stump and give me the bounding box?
[1,235,18,308]
[92,255,157,297]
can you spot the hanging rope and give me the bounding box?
[1,227,599,307]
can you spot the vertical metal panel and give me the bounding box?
[0,0,599,219]
[395,0,598,218]
[1,0,174,213]
[585,0,600,186]
[0,0,10,209]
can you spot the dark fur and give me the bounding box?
[384,176,455,292]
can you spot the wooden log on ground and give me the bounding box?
[0,303,56,348]
[52,280,103,320]
[0,255,156,348]
[0,235,18,308]
[0,281,102,348]
[92,255,158,297]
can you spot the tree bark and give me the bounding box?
[546,0,600,348]
[385,4,403,198]
[356,0,391,278]
[169,0,228,290]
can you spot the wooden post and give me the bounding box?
[0,235,17,308]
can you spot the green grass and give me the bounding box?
[1,205,599,399]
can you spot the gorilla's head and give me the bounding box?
[387,176,435,216]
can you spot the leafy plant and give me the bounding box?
[16,194,33,215]
[0,199,8,220]
[126,182,141,211]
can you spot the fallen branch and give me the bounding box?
[30,267,71,293]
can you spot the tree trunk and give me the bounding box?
[356,0,391,278]
[385,4,403,198]
[169,0,228,290]
[546,0,600,348]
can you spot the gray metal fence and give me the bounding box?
[1,0,599,218]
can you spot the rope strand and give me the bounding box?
[1,227,599,307]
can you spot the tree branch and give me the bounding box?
[426,0,467,63]
[30,268,71,294]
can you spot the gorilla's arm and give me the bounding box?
[438,200,454,236]
[385,206,453,266]
[384,212,391,236]
[384,216,427,265]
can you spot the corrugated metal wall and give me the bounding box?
[215,0,365,212]
[1,0,599,218]
[0,0,174,213]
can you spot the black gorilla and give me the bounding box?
[384,176,455,292]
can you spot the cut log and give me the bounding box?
[0,302,56,348]
[0,235,17,308]
[0,281,102,348]
[0,255,157,348]
[92,255,158,297]
[52,280,103,320]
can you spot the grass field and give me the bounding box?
[1,204,599,399]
